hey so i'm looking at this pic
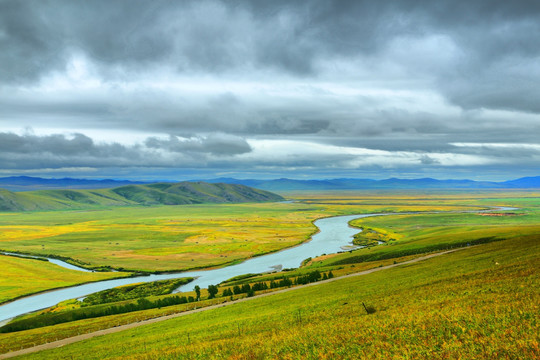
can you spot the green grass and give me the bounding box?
[0,191,536,304]
[12,234,538,359]
[0,203,326,274]
[0,255,130,305]
[0,182,284,212]
[0,190,512,276]
[1,190,539,358]
[80,279,194,306]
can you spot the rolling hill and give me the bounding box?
[0,182,284,212]
[0,176,145,192]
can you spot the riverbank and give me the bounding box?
[0,212,371,322]
[0,248,466,359]
[0,206,517,322]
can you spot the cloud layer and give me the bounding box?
[1,0,539,180]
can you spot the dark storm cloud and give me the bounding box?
[2,0,539,108]
[0,132,140,165]
[0,132,254,170]
[0,1,66,82]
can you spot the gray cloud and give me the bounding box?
[145,134,252,156]
[1,1,539,180]
[0,132,141,169]
[2,0,539,114]
[0,132,254,170]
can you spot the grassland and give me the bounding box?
[0,203,326,274]
[0,190,502,273]
[0,190,537,358]
[0,192,488,276]
[9,231,538,359]
[0,190,536,306]
[0,255,129,305]
[0,182,284,212]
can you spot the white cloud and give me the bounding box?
[451,143,540,150]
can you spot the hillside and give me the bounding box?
[0,176,145,192]
[0,182,284,212]
[3,233,536,359]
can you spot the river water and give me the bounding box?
[1,252,93,273]
[0,206,516,323]
[0,213,376,323]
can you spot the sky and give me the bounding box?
[1,0,539,181]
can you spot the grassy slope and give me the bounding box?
[14,234,538,359]
[0,255,130,305]
[0,182,284,212]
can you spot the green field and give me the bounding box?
[9,229,538,359]
[0,203,326,274]
[0,190,538,358]
[0,190,507,275]
[0,255,130,305]
[0,182,284,212]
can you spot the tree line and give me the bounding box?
[218,270,334,298]
[1,270,334,334]
[0,295,198,333]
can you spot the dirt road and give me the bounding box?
[0,248,463,359]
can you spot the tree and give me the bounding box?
[194,285,201,301]
[207,284,218,299]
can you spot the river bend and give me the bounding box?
[0,213,374,322]
[0,206,515,323]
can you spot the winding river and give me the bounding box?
[0,206,515,323]
[0,213,374,323]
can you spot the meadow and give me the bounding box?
[0,255,129,305]
[0,191,536,305]
[0,192,488,281]
[0,190,537,358]
[0,203,327,274]
[9,228,538,359]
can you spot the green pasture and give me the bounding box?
[0,192,497,275]
[0,191,537,306]
[12,232,538,359]
[0,203,328,273]
[0,255,129,305]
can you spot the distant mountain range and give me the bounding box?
[0,176,145,192]
[0,175,540,193]
[0,182,284,212]
[201,176,540,191]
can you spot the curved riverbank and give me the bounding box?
[0,212,375,322]
[0,247,467,360]
[0,252,93,273]
[0,206,516,323]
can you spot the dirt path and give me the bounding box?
[0,248,464,359]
